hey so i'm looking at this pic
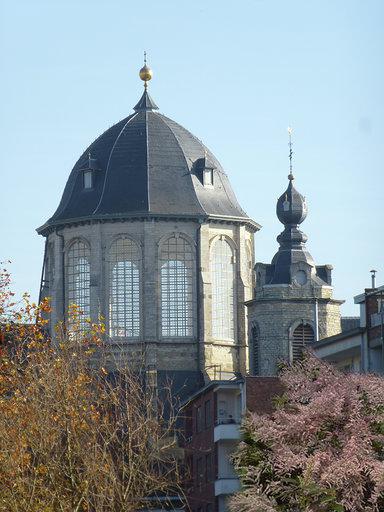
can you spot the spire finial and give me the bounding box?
[134,53,159,112]
[139,51,153,89]
[287,126,294,181]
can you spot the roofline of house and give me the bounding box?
[354,285,384,304]
[308,326,365,348]
[179,378,244,409]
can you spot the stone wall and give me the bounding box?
[247,282,342,375]
[44,217,256,378]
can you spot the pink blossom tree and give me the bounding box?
[230,355,384,512]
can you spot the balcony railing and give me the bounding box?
[214,422,241,442]
[215,418,239,425]
[214,478,240,496]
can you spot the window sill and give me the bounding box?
[159,337,196,343]
[107,337,141,344]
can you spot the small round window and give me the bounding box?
[294,270,307,286]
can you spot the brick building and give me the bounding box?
[180,377,283,512]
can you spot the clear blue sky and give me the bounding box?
[0,0,383,315]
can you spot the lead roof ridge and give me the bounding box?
[92,112,139,215]
[145,110,151,212]
[153,112,206,216]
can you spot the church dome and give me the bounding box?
[38,88,251,234]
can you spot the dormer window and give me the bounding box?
[83,169,93,189]
[82,153,100,190]
[203,168,214,188]
[193,156,215,188]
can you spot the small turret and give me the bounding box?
[247,128,343,376]
[270,130,314,284]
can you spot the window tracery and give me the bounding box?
[109,238,141,338]
[211,238,235,340]
[160,235,194,337]
[67,240,91,330]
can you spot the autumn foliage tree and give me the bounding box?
[0,267,181,512]
[230,355,384,512]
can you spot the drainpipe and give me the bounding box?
[314,299,319,341]
[240,380,246,415]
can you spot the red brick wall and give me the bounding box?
[365,292,383,342]
[245,377,284,414]
[181,389,216,512]
[181,378,284,511]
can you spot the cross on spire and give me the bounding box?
[288,126,294,180]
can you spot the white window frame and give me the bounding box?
[211,237,236,341]
[203,168,214,188]
[108,237,141,339]
[160,234,195,338]
[66,240,91,332]
[83,169,93,189]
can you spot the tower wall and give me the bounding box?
[247,287,342,375]
[247,172,344,376]
[43,218,255,379]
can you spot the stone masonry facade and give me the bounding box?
[42,217,255,380]
[247,281,343,376]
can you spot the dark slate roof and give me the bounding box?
[265,174,326,285]
[133,89,159,111]
[276,174,308,226]
[38,90,255,234]
[341,317,360,332]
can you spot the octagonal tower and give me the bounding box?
[37,66,260,392]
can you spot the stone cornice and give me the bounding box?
[37,212,260,236]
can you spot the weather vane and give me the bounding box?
[287,126,294,180]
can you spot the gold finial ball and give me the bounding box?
[139,65,153,82]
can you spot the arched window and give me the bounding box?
[211,238,235,340]
[109,238,141,338]
[251,323,260,375]
[291,323,314,362]
[161,235,194,337]
[67,240,90,330]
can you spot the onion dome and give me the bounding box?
[261,130,332,288]
[37,65,257,235]
[276,173,308,226]
[270,172,314,284]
